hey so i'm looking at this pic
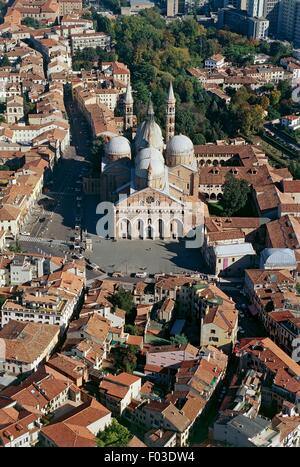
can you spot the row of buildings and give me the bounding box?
[214,0,300,45]
[188,52,299,105]
[1,261,300,447]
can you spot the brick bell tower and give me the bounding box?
[165,81,176,142]
[124,82,134,131]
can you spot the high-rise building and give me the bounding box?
[247,0,264,17]
[262,0,281,35]
[248,16,270,38]
[218,6,269,39]
[278,0,300,48]
[166,0,185,16]
[167,0,178,16]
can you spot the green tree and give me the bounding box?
[97,419,132,447]
[111,288,134,314]
[222,174,250,216]
[124,324,137,335]
[91,136,105,172]
[0,55,10,67]
[170,334,188,345]
[8,241,22,253]
[111,288,135,324]
[289,161,300,180]
[0,296,6,308]
[113,345,138,373]
[21,17,42,29]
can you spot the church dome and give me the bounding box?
[135,120,164,153]
[166,134,194,156]
[135,147,165,179]
[105,136,131,160]
[135,101,164,153]
[165,134,195,169]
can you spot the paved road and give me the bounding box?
[220,288,267,339]
[264,122,300,154]
[21,95,92,242]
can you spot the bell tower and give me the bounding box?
[166,82,176,142]
[124,82,134,130]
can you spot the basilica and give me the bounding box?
[100,82,204,240]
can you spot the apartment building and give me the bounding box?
[71,31,111,54]
[0,320,59,375]
[99,372,142,416]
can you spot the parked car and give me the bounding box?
[135,271,148,278]
[112,271,123,277]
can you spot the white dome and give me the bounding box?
[166,134,194,155]
[135,120,164,152]
[135,147,165,179]
[105,136,131,157]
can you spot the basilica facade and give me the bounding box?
[100,83,204,240]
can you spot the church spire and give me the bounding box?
[147,98,155,120]
[167,81,175,104]
[166,82,176,142]
[125,82,133,105]
[124,82,133,131]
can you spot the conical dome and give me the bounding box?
[135,100,164,153]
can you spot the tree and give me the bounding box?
[21,17,42,29]
[97,419,132,447]
[111,288,135,323]
[111,288,134,314]
[8,241,22,253]
[289,161,300,180]
[0,55,9,67]
[222,174,250,216]
[124,324,137,335]
[113,345,138,373]
[170,334,188,345]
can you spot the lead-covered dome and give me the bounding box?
[105,136,131,161]
[135,101,164,153]
[135,147,165,179]
[135,120,164,153]
[165,134,195,169]
[135,146,166,191]
[166,134,193,156]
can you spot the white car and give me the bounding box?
[135,271,148,278]
[21,232,31,236]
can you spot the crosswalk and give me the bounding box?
[18,235,68,245]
